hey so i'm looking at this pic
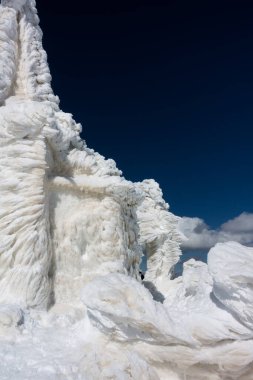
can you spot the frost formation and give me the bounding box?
[0,1,253,379]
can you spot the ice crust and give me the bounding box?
[0,1,253,379]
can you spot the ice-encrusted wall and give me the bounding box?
[0,0,180,311]
[0,1,253,379]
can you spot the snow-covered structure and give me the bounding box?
[0,1,253,379]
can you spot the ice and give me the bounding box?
[0,0,252,378]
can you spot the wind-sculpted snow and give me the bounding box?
[0,0,253,379]
[209,242,253,330]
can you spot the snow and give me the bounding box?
[0,0,253,379]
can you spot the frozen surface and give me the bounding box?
[0,1,253,379]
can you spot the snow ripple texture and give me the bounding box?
[0,1,252,379]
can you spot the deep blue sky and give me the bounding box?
[38,0,253,228]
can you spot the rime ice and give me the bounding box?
[0,1,252,379]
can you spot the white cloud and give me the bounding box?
[179,212,253,251]
[221,212,253,233]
